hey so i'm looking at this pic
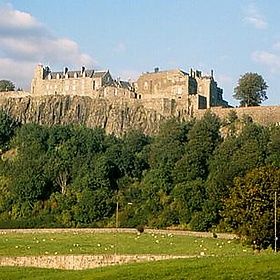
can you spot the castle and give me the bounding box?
[1,64,280,136]
[31,64,229,116]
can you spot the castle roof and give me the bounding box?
[44,68,108,79]
[139,68,189,78]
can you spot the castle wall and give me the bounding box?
[195,106,280,125]
[137,70,189,102]
[0,91,31,98]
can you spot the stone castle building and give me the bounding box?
[136,67,228,111]
[31,64,135,99]
[31,64,229,116]
[1,63,280,136]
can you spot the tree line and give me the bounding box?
[0,109,280,250]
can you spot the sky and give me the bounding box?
[0,0,280,106]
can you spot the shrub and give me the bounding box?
[136,224,145,233]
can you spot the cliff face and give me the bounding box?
[1,93,280,137]
[0,95,165,136]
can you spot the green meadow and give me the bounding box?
[1,231,280,279]
[0,231,248,256]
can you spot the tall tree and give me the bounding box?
[233,72,268,107]
[174,111,221,182]
[0,80,15,92]
[222,166,280,250]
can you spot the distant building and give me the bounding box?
[31,64,134,98]
[136,68,228,110]
[30,64,229,117]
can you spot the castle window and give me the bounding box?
[144,81,148,90]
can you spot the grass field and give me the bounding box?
[1,230,279,279]
[0,230,248,257]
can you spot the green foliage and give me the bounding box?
[171,179,205,225]
[0,113,279,233]
[266,126,280,168]
[182,111,221,181]
[233,72,268,106]
[222,166,280,250]
[0,80,15,92]
[0,110,17,147]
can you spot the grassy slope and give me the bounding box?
[0,254,280,280]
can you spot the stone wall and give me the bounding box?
[195,106,280,125]
[0,254,195,270]
[0,228,236,239]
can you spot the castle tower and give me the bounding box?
[31,64,44,95]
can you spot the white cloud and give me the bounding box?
[118,69,141,81]
[244,4,268,30]
[0,57,35,89]
[0,3,95,89]
[252,50,280,72]
[216,74,233,86]
[114,42,127,53]
[272,42,280,51]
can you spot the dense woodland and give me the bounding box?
[0,109,280,249]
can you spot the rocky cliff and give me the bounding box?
[1,93,280,137]
[0,94,166,136]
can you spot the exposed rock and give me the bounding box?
[0,94,165,136]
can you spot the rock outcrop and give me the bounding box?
[0,94,165,136]
[1,93,280,137]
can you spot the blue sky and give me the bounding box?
[0,0,280,106]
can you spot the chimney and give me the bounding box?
[63,67,68,75]
[211,69,214,78]
[81,66,85,75]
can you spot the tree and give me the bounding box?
[233,72,268,107]
[222,166,280,250]
[175,111,221,182]
[0,80,15,92]
[0,110,17,147]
